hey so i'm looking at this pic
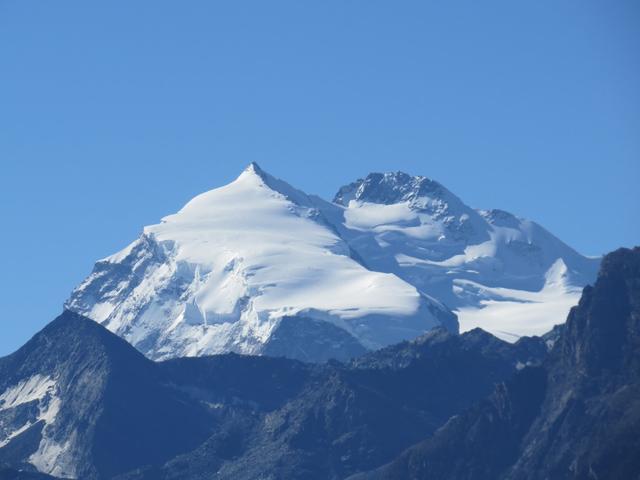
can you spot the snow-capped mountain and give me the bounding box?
[66,164,455,361]
[331,172,600,340]
[66,163,598,360]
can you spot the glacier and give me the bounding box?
[66,164,454,360]
[66,163,599,360]
[330,171,600,340]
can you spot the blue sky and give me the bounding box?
[1,0,638,355]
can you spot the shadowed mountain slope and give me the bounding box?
[353,247,640,480]
[1,312,543,479]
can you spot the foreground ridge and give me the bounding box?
[0,312,543,478]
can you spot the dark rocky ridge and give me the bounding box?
[0,313,214,479]
[353,247,640,480]
[0,463,56,479]
[0,313,542,479]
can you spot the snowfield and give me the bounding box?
[67,164,449,360]
[66,164,599,360]
[331,172,599,340]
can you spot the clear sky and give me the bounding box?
[1,0,638,356]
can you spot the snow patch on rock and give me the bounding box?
[0,375,56,410]
[0,375,73,477]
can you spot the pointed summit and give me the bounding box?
[245,161,265,175]
[246,160,261,171]
[233,161,271,187]
[239,161,268,181]
[233,162,314,207]
[175,163,310,220]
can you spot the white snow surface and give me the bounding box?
[30,436,75,479]
[67,165,599,359]
[330,171,599,340]
[67,164,445,359]
[0,374,56,411]
[455,259,584,341]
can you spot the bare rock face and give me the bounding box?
[0,312,214,479]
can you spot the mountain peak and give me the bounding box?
[235,161,272,185]
[246,160,262,172]
[333,171,453,206]
[241,161,268,179]
[172,164,312,222]
[232,162,313,207]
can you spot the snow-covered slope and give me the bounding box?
[67,165,599,360]
[66,164,454,361]
[331,172,600,341]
